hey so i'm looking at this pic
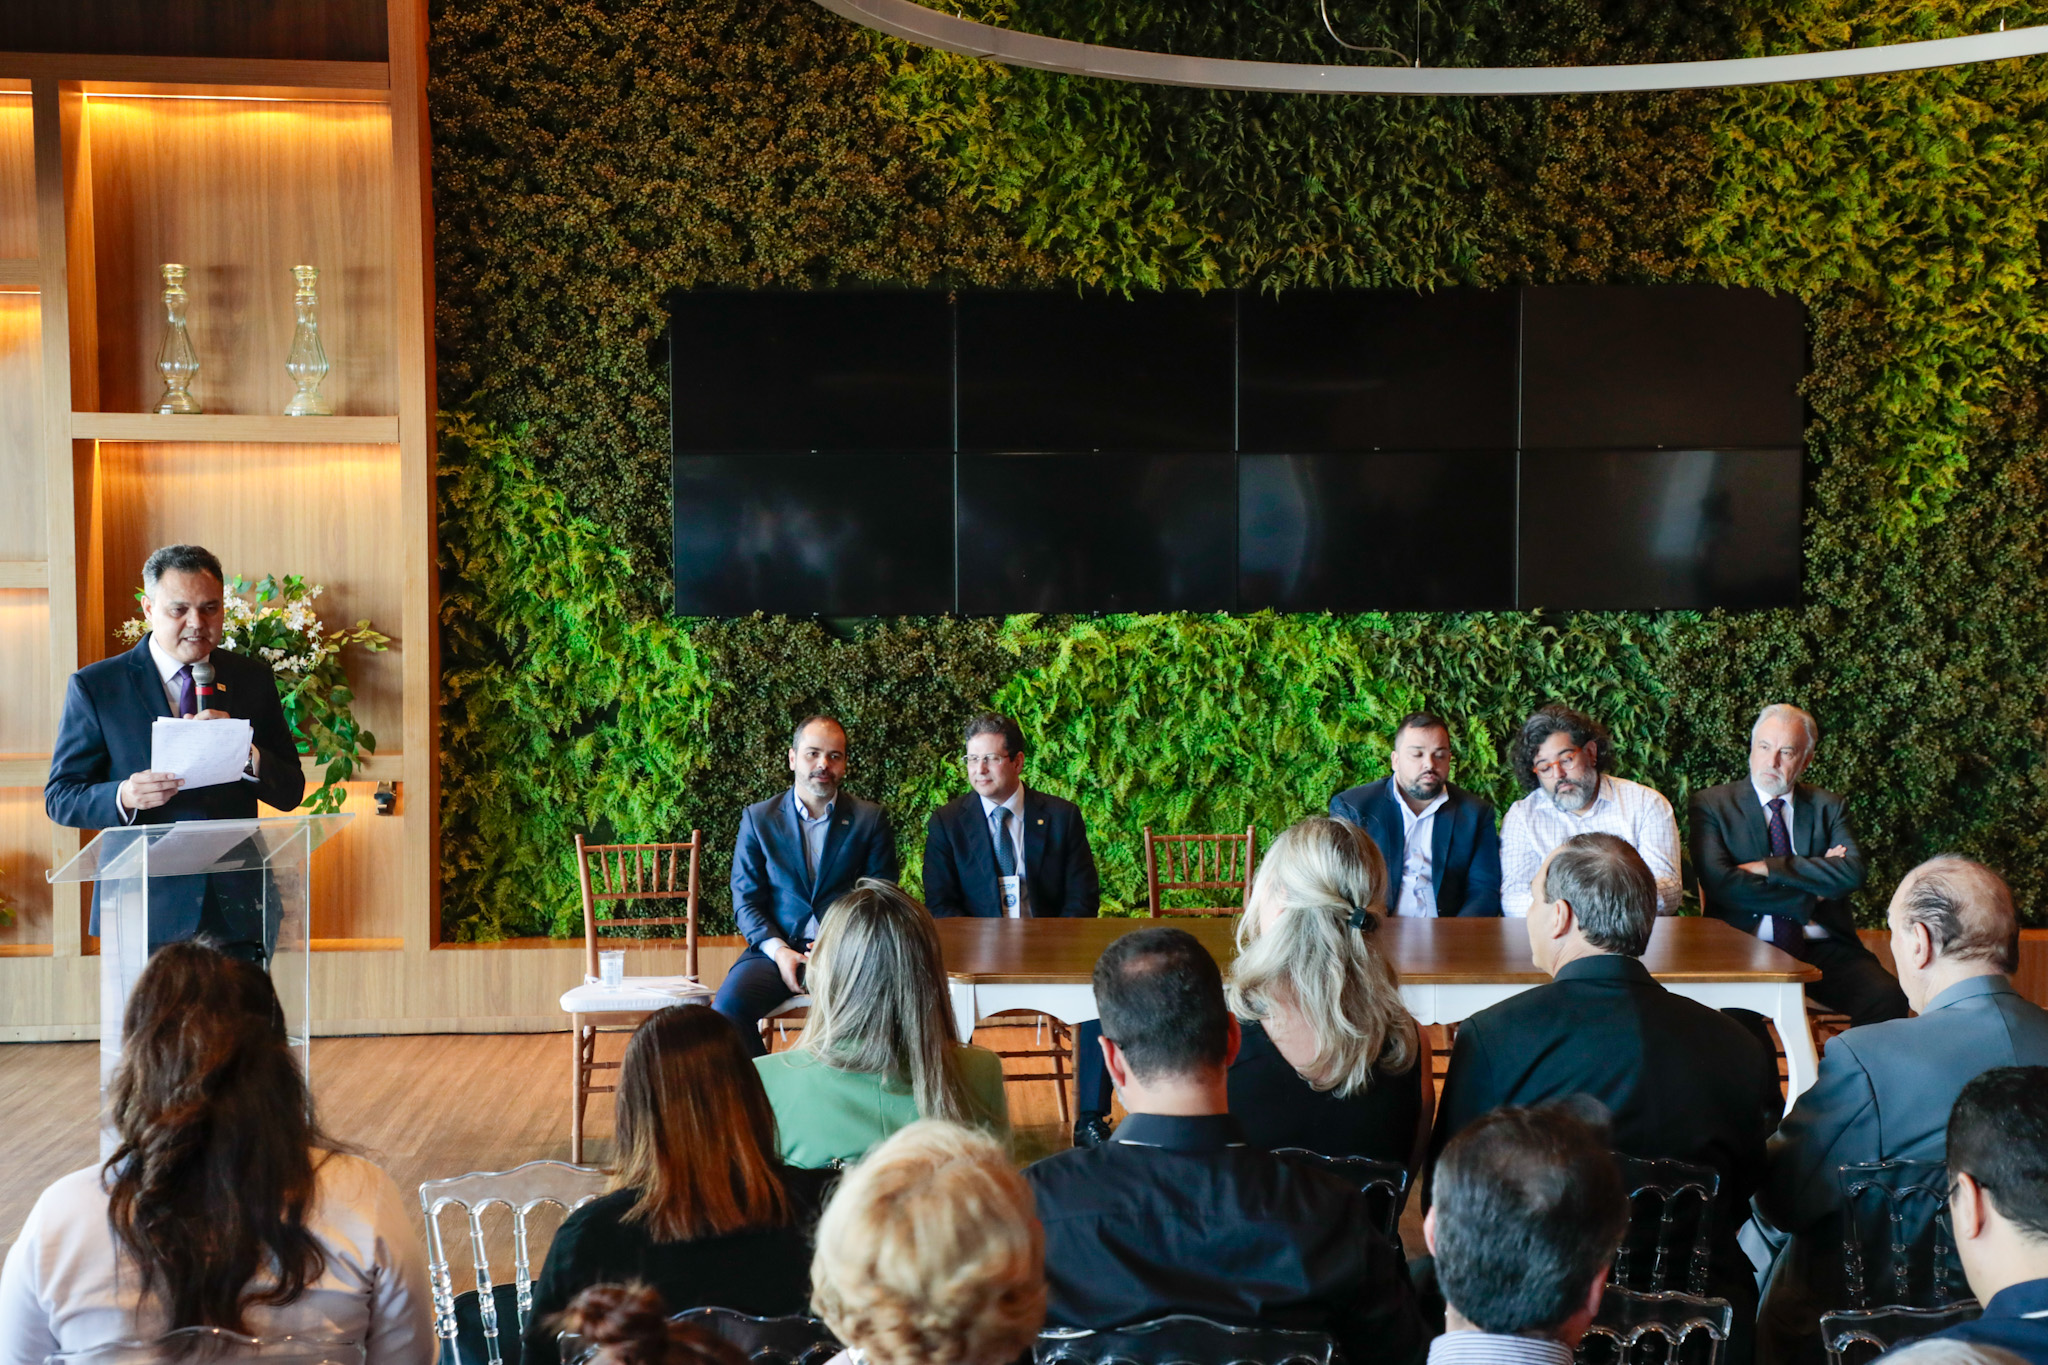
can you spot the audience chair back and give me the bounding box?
[1612,1154,1721,1298]
[1839,1161,1967,1309]
[1819,1303,1984,1365]
[1143,826,1258,918]
[576,834,702,979]
[45,1334,363,1364]
[1036,1315,1335,1365]
[677,1308,844,1365]
[1270,1148,1411,1238]
[1576,1289,1735,1365]
[419,1159,609,1365]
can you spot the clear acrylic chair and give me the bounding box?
[1820,1302,1983,1365]
[420,1159,610,1365]
[47,1331,363,1364]
[1576,1288,1734,1365]
[1269,1148,1412,1238]
[1840,1160,1967,1309]
[1613,1154,1721,1298]
[1035,1315,1335,1365]
[677,1308,844,1365]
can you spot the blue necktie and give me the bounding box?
[993,807,1017,877]
[1765,797,1805,956]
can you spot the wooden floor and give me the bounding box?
[0,1025,1084,1260]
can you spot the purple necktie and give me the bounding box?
[174,664,196,718]
[1765,797,1803,956]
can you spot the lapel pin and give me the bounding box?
[839,819,849,826]
[1037,819,1045,825]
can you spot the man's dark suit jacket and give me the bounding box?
[45,638,306,941]
[922,788,1099,918]
[729,790,897,950]
[1327,778,1502,917]
[1430,953,1778,1341]
[1754,976,2048,1365]
[1025,1112,1426,1365]
[1690,780,1865,940]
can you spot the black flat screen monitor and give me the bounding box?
[672,453,954,615]
[1516,448,1802,610]
[1520,286,1807,450]
[957,453,1236,613]
[669,291,952,452]
[1239,290,1518,452]
[1239,451,1517,611]
[957,292,1235,452]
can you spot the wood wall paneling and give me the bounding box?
[0,787,55,948]
[0,1,389,63]
[0,93,32,257]
[0,591,52,753]
[280,780,405,942]
[0,294,43,559]
[93,440,404,740]
[86,95,395,418]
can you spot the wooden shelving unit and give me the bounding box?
[0,2,440,1035]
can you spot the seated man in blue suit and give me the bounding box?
[713,714,898,1057]
[1754,856,2048,1365]
[924,712,1109,1144]
[45,544,306,957]
[1929,1066,2048,1365]
[1328,711,1502,917]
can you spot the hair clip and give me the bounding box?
[1348,906,1378,933]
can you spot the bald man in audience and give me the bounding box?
[1692,703,1907,1027]
[1753,857,2048,1365]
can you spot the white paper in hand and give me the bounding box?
[151,717,255,790]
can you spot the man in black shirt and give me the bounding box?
[1025,927,1426,1365]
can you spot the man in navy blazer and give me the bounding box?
[713,714,899,1057]
[45,545,306,954]
[1753,856,2048,1365]
[924,712,1109,1141]
[1328,712,1502,917]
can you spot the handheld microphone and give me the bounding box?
[191,658,217,713]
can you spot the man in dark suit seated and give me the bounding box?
[1691,703,1908,1027]
[1329,710,1503,918]
[1927,1067,2048,1365]
[924,712,1114,1145]
[1430,833,1779,1365]
[1025,926,1426,1365]
[1753,856,2048,1365]
[712,714,898,1057]
[1424,1102,1629,1365]
[45,544,306,957]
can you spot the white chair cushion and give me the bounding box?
[560,976,712,1014]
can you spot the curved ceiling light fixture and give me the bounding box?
[812,0,2048,95]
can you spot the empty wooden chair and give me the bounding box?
[561,834,706,1163]
[1143,826,1257,917]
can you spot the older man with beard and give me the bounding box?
[1497,704,1681,917]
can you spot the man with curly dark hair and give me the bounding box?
[1497,704,1679,917]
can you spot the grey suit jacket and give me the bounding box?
[1760,974,2048,1235]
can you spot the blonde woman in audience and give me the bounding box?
[0,940,434,1363]
[756,880,1010,1166]
[1226,815,1434,1171]
[810,1120,1045,1365]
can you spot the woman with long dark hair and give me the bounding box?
[524,1004,838,1365]
[0,940,433,1361]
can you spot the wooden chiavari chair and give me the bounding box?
[1143,825,1258,917]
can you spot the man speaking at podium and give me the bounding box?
[45,544,306,957]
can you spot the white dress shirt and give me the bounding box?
[1753,780,1829,942]
[1393,788,1449,918]
[1427,1330,1574,1365]
[979,786,1029,917]
[148,635,198,716]
[1499,773,1682,917]
[0,1153,436,1365]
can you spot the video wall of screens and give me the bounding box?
[670,285,1808,616]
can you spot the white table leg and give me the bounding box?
[1773,981,1821,1100]
[949,981,979,1045]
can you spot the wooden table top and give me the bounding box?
[934,914,1820,986]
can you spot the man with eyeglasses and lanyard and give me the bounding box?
[1497,704,1681,918]
[923,712,1111,1145]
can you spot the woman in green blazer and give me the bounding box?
[755,879,1011,1167]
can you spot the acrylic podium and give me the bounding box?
[49,814,353,1152]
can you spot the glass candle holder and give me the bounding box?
[283,264,333,416]
[154,264,202,415]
